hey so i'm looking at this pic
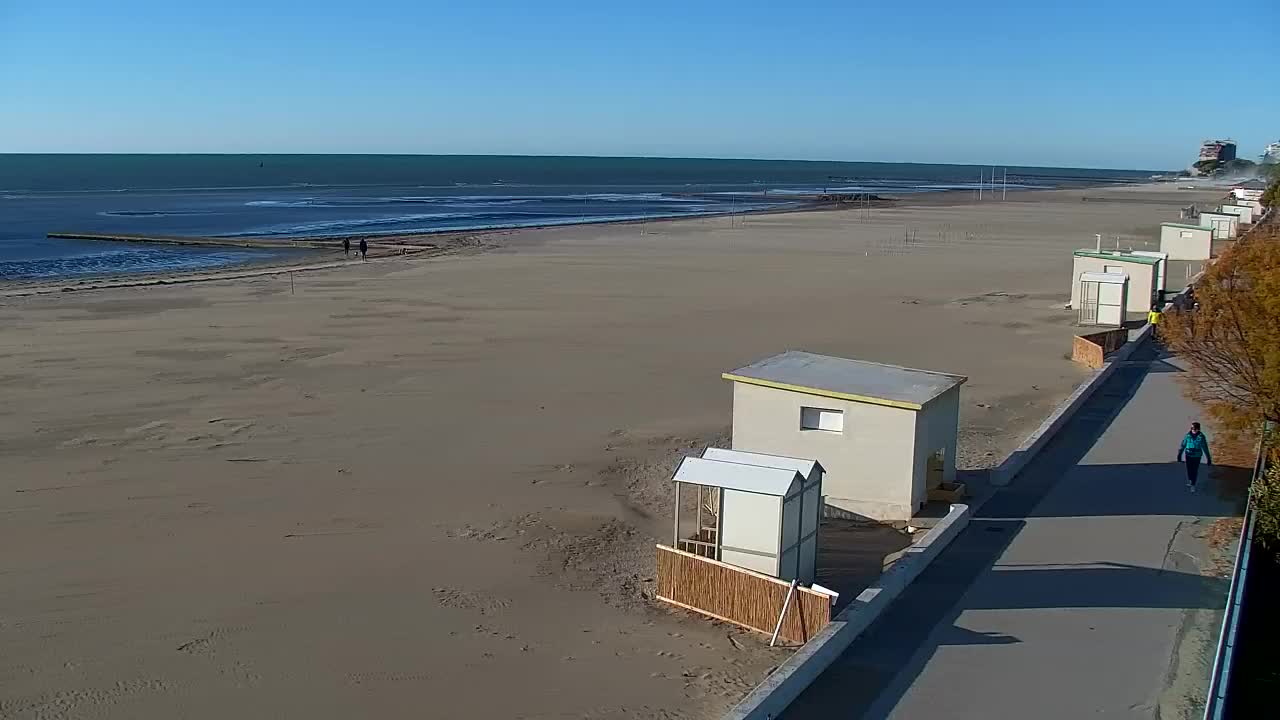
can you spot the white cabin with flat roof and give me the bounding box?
[723,351,965,521]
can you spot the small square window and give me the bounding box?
[800,407,843,433]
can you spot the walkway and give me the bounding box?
[783,345,1241,719]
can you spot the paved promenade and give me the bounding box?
[783,346,1240,719]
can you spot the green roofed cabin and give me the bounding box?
[1070,250,1160,314]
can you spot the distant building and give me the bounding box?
[1264,141,1280,163]
[1199,139,1237,163]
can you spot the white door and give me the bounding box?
[1097,282,1124,325]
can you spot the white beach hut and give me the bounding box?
[1160,223,1214,260]
[723,351,964,521]
[1077,272,1128,327]
[1220,204,1255,225]
[1130,250,1169,297]
[1198,211,1239,239]
[670,451,822,583]
[1070,250,1160,314]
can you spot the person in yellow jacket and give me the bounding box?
[1148,304,1163,325]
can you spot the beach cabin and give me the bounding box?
[1130,250,1169,297]
[723,351,965,522]
[1160,223,1214,260]
[669,451,822,583]
[1232,180,1266,202]
[1076,272,1128,327]
[1198,211,1239,239]
[1070,250,1160,314]
[1220,203,1255,225]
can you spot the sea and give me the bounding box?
[0,155,1157,281]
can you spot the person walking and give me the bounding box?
[358,238,368,260]
[1176,422,1212,492]
[343,238,350,257]
[1148,303,1162,326]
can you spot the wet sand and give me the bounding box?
[0,183,1227,718]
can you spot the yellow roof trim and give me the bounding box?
[721,373,923,410]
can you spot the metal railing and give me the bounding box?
[1202,431,1269,719]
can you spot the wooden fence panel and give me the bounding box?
[655,545,831,644]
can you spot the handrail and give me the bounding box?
[1202,437,1267,719]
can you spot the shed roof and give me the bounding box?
[1073,250,1160,265]
[1161,222,1213,232]
[723,350,966,410]
[701,448,822,481]
[1199,211,1237,219]
[671,456,800,496]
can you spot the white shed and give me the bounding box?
[723,351,965,521]
[1070,250,1160,313]
[670,452,821,583]
[1077,272,1128,327]
[1220,204,1255,225]
[1160,223,1214,259]
[1198,211,1239,239]
[1130,250,1169,296]
[1232,188,1264,202]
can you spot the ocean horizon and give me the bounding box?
[0,154,1160,281]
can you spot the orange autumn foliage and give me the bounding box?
[1158,224,1280,446]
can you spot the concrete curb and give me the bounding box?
[722,503,971,720]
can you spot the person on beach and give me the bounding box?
[343,238,350,257]
[1148,304,1162,326]
[1177,422,1212,492]
[358,238,368,260]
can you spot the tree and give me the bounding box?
[1194,159,1221,175]
[1159,230,1280,436]
[1159,227,1280,549]
[1224,158,1258,175]
[1264,181,1280,209]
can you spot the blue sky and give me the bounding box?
[1,0,1276,169]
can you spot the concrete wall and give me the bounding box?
[731,382,920,520]
[1160,225,1214,260]
[1071,328,1128,369]
[1070,255,1157,312]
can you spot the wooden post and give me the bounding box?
[770,580,799,647]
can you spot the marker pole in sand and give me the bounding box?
[1003,169,1008,201]
[1096,233,1103,253]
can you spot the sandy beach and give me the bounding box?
[0,183,1227,719]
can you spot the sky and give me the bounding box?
[1,0,1276,169]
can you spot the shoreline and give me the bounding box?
[4,185,1083,294]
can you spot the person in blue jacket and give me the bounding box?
[1177,422,1212,492]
